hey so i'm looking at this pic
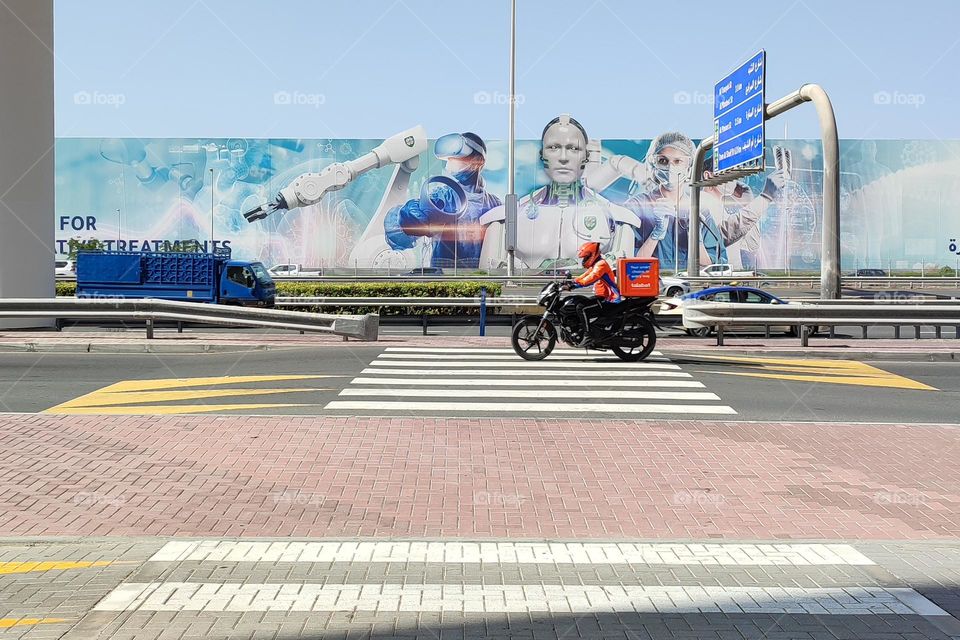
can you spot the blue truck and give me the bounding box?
[76,249,276,306]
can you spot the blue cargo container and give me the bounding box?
[76,250,275,306]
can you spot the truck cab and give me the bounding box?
[222,261,276,306]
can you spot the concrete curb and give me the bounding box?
[0,342,352,354]
[662,348,959,362]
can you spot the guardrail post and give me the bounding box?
[422,314,427,336]
[935,326,942,339]
[177,321,183,334]
[894,326,901,339]
[861,326,868,339]
[915,325,921,339]
[479,287,487,337]
[54,317,62,332]
[145,318,154,340]
[716,325,724,346]
[801,324,809,347]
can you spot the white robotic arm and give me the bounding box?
[583,153,646,193]
[244,125,428,222]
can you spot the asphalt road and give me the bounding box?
[0,344,956,423]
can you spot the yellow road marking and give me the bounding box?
[713,370,936,390]
[44,374,338,415]
[676,353,875,369]
[52,403,312,415]
[0,618,68,629]
[674,353,937,391]
[103,374,336,392]
[59,387,328,408]
[0,561,112,575]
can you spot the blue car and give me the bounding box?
[660,285,796,337]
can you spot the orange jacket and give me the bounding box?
[573,259,622,302]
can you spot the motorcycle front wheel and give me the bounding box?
[612,317,657,362]
[511,315,558,361]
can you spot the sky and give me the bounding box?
[53,0,960,141]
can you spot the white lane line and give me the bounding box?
[325,400,737,414]
[385,348,664,356]
[95,583,945,615]
[353,377,705,387]
[377,353,669,361]
[149,541,875,566]
[370,360,681,370]
[339,388,721,400]
[360,368,694,378]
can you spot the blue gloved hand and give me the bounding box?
[649,201,674,241]
[383,200,421,249]
[760,170,786,201]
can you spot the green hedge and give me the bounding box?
[55,280,502,316]
[277,281,502,315]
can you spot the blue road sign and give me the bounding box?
[714,50,765,173]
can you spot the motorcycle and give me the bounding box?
[511,278,658,362]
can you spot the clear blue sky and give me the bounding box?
[54,0,960,140]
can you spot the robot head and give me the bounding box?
[647,131,694,192]
[577,241,601,269]
[540,114,588,185]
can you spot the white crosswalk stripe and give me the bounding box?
[359,369,696,378]
[324,346,737,416]
[96,583,949,615]
[94,541,950,617]
[149,541,876,566]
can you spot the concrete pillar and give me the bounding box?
[0,0,54,328]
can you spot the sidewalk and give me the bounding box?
[1,412,957,540]
[1,329,958,359]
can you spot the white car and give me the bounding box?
[678,264,758,278]
[55,259,75,277]
[660,285,802,337]
[268,263,321,277]
[659,276,690,298]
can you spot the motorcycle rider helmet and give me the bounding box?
[577,241,601,269]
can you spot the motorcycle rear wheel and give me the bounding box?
[612,317,657,362]
[511,316,558,361]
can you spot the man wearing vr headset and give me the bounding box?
[383,132,501,268]
[478,115,641,270]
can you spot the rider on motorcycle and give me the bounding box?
[563,242,622,345]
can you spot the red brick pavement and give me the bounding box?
[1,413,958,539]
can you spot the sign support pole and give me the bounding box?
[689,83,841,299]
[505,0,517,277]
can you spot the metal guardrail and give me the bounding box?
[55,274,960,286]
[683,301,960,346]
[0,298,379,341]
[264,275,960,288]
[273,295,959,310]
[274,296,538,308]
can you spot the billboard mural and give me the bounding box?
[54,125,960,273]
